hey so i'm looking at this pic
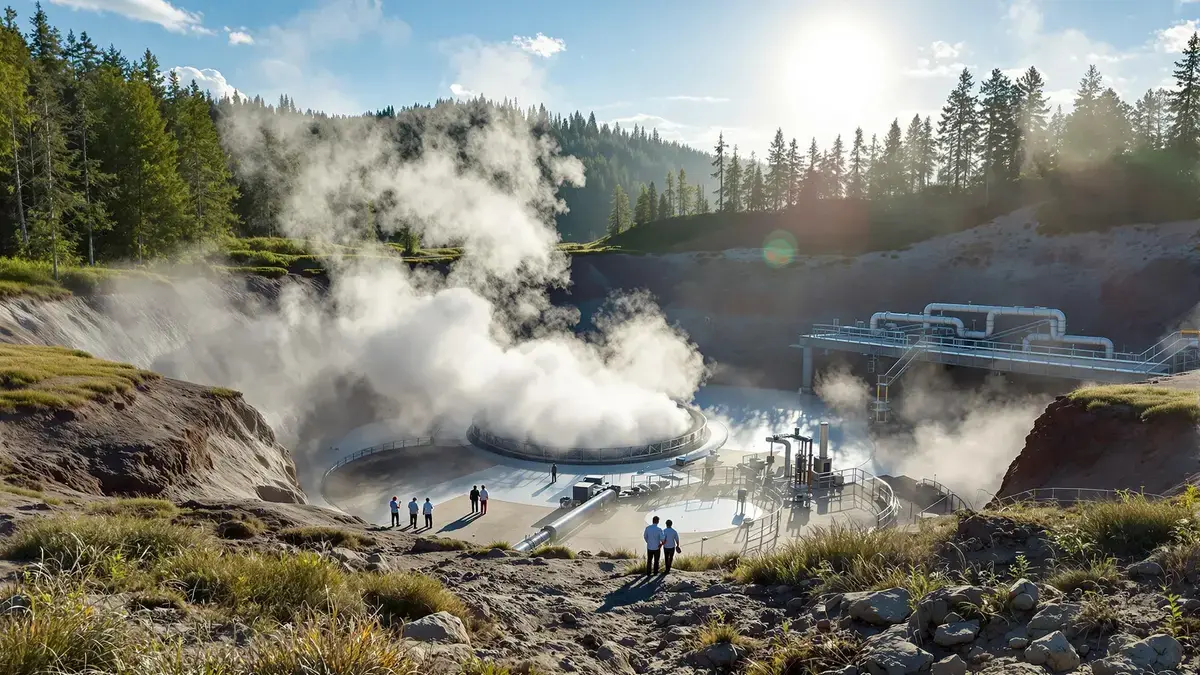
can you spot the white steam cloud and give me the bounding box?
[193,103,706,451]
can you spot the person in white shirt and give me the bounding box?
[643,516,665,577]
[422,498,433,529]
[480,485,490,515]
[662,519,682,573]
[389,496,400,528]
[407,497,419,529]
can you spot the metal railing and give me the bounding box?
[804,324,1200,375]
[915,478,973,517]
[628,465,737,490]
[742,481,785,555]
[735,453,900,531]
[322,436,437,482]
[992,487,1166,507]
[467,408,709,464]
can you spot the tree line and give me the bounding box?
[607,32,1200,236]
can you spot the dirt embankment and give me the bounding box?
[0,377,304,504]
[993,378,1200,501]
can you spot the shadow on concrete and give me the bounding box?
[597,575,665,613]
[438,512,483,533]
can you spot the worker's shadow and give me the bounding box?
[438,512,482,533]
[597,575,664,613]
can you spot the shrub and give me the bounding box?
[0,585,134,675]
[279,526,373,550]
[357,572,471,629]
[1076,494,1191,557]
[1046,557,1119,593]
[2,514,206,569]
[161,548,359,623]
[86,498,178,520]
[1077,591,1121,636]
[530,544,575,560]
[693,612,750,649]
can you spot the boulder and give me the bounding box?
[402,612,471,645]
[1008,578,1038,612]
[862,625,934,675]
[1092,633,1183,674]
[910,586,987,635]
[1007,636,1029,649]
[689,642,745,670]
[933,620,980,647]
[0,594,31,617]
[1027,603,1081,639]
[931,655,967,675]
[1024,631,1079,672]
[329,547,365,565]
[1127,559,1165,578]
[848,588,913,626]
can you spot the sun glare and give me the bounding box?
[782,14,892,128]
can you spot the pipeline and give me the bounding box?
[513,486,618,552]
[1022,332,1115,358]
[922,303,1066,339]
[870,312,966,335]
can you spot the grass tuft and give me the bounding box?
[483,540,512,550]
[357,572,472,629]
[244,616,416,675]
[626,551,740,575]
[1046,557,1120,593]
[215,515,266,540]
[529,544,575,559]
[207,387,243,399]
[746,631,861,675]
[693,612,750,649]
[86,498,178,520]
[1,514,206,568]
[278,526,373,550]
[1068,385,1200,422]
[1076,493,1192,557]
[0,583,134,675]
[599,548,637,559]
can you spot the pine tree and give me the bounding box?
[881,119,904,197]
[169,85,238,243]
[634,183,650,225]
[741,152,757,209]
[749,163,766,211]
[903,115,924,193]
[647,181,658,222]
[937,68,980,192]
[978,68,1019,192]
[919,116,935,189]
[803,139,820,197]
[694,186,710,214]
[1046,105,1066,171]
[724,146,742,212]
[662,171,675,218]
[1169,32,1200,160]
[785,138,800,207]
[847,127,866,199]
[0,13,31,247]
[1064,64,1106,163]
[766,127,788,210]
[1133,89,1169,151]
[1015,66,1050,174]
[676,168,688,216]
[607,183,631,236]
[710,132,726,212]
[656,192,670,221]
[866,133,880,197]
[827,134,845,198]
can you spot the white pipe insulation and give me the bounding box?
[922,303,1067,339]
[870,312,966,334]
[1022,333,1115,358]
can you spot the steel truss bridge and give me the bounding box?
[793,311,1200,423]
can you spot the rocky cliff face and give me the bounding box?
[993,394,1200,501]
[0,376,304,503]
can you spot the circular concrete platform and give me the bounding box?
[644,497,763,532]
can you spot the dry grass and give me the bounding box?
[746,632,861,675]
[1068,384,1200,422]
[207,387,243,400]
[1,514,207,569]
[278,526,373,550]
[1046,557,1120,593]
[245,616,416,675]
[693,612,751,649]
[1076,494,1193,557]
[599,548,637,559]
[215,515,266,540]
[1077,591,1121,636]
[0,584,135,675]
[625,551,740,575]
[733,522,951,592]
[357,572,472,629]
[86,498,178,520]
[530,544,575,559]
[0,344,159,412]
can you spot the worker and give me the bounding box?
[408,497,419,529]
[389,496,400,528]
[479,485,489,515]
[470,485,480,513]
[662,519,682,573]
[423,498,434,529]
[643,516,664,578]
[551,463,558,484]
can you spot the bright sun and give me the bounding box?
[783,14,891,127]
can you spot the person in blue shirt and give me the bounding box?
[389,496,400,528]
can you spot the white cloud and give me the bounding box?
[511,32,566,58]
[1156,19,1199,53]
[660,95,730,103]
[930,40,965,60]
[171,66,241,100]
[443,35,559,105]
[48,0,209,34]
[253,0,410,114]
[905,58,969,78]
[607,113,766,153]
[227,28,254,46]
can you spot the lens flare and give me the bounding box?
[763,231,797,268]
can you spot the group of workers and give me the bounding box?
[388,496,435,530]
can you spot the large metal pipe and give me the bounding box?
[513,487,618,552]
[871,312,966,335]
[923,303,1066,339]
[1022,332,1115,358]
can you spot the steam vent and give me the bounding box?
[467,403,710,465]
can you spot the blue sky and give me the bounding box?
[24,0,1200,155]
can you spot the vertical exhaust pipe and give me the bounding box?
[819,422,829,459]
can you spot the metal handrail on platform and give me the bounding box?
[992,487,1166,507]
